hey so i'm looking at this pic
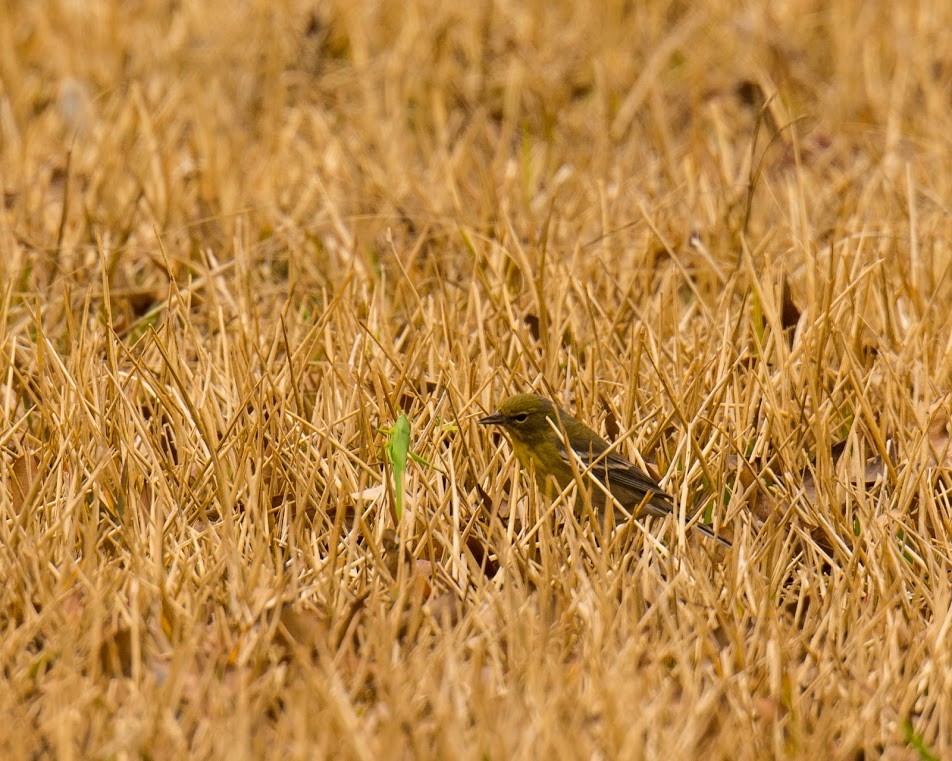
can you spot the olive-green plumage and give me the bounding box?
[479,393,730,546]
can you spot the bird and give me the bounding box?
[479,393,731,546]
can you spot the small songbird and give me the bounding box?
[479,393,730,546]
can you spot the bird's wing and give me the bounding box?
[600,449,670,497]
[598,449,673,513]
[560,440,673,512]
[559,435,732,546]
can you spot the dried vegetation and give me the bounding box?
[1,0,952,758]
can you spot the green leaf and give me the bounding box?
[385,413,411,521]
[903,718,938,761]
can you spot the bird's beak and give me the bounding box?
[478,412,505,426]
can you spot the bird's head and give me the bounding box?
[478,393,563,446]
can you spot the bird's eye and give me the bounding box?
[511,413,530,424]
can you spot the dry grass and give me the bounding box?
[2,0,952,758]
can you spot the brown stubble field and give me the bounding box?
[2,0,952,758]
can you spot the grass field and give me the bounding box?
[2,0,952,758]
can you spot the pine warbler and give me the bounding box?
[479,393,730,546]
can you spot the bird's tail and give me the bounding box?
[690,520,732,548]
[644,495,732,547]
